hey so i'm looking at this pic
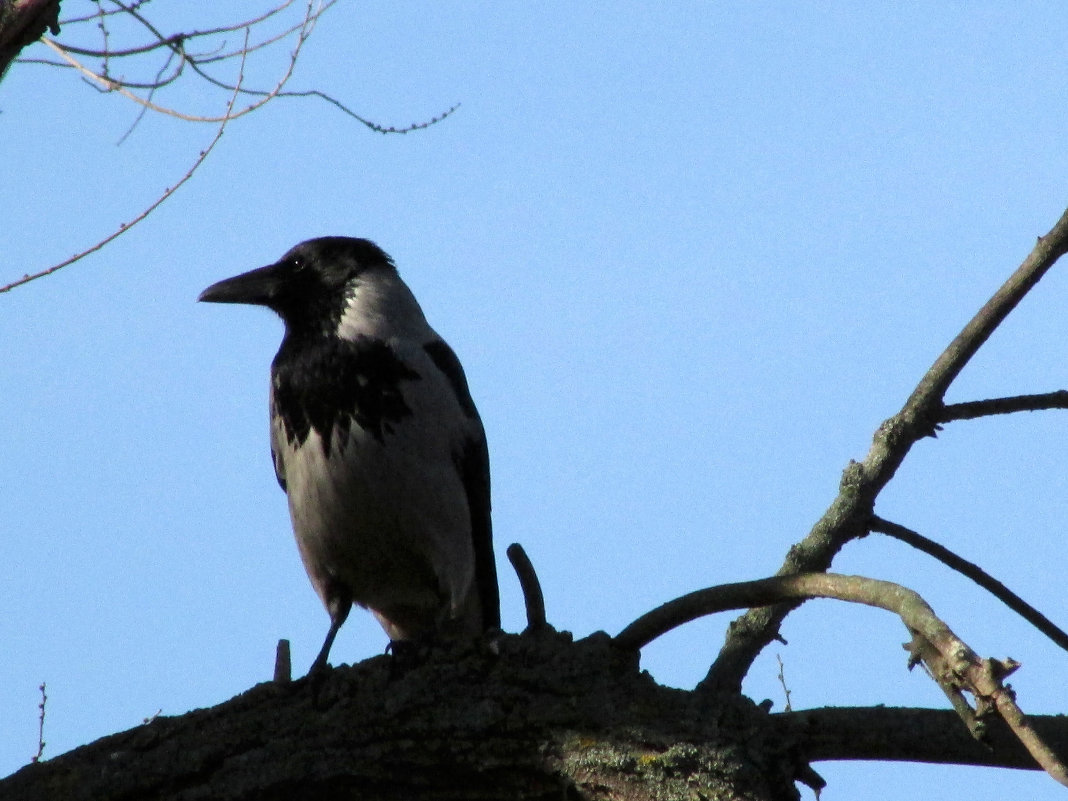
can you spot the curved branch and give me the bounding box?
[52,31,188,59]
[506,543,547,631]
[616,571,1068,785]
[616,573,940,652]
[704,207,1068,694]
[869,516,1068,652]
[39,25,305,123]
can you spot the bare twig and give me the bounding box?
[116,45,176,144]
[5,3,460,294]
[775,654,792,712]
[506,543,547,631]
[0,31,248,294]
[109,0,301,48]
[39,18,307,124]
[18,2,456,135]
[615,571,1068,786]
[58,0,148,26]
[704,207,1068,694]
[30,682,46,763]
[869,516,1068,653]
[53,0,302,57]
[940,391,1068,422]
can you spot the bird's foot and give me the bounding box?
[385,639,432,678]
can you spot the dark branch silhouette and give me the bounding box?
[507,543,547,631]
[940,391,1068,422]
[868,516,1068,652]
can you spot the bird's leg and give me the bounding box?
[308,596,352,678]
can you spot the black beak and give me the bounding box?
[198,262,288,307]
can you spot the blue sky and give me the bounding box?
[2,2,1067,797]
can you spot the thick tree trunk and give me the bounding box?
[0,630,802,801]
[2,628,1062,800]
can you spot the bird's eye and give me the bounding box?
[290,257,307,272]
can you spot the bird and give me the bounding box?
[198,236,499,675]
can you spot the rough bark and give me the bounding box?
[2,629,1063,799]
[0,630,803,801]
[0,0,60,80]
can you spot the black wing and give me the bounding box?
[424,339,500,630]
[459,431,499,630]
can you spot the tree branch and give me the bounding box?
[4,2,461,293]
[703,207,1068,694]
[940,391,1068,422]
[38,21,308,124]
[869,516,1068,652]
[616,571,1068,785]
[0,30,247,295]
[775,706,1068,771]
[0,631,803,801]
[616,573,940,653]
[506,543,547,631]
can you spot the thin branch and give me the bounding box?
[111,0,302,51]
[54,0,302,58]
[615,571,1068,786]
[57,0,150,26]
[940,390,1068,422]
[53,34,185,59]
[278,91,460,134]
[30,682,46,763]
[704,207,1068,693]
[869,516,1068,652]
[775,654,792,712]
[506,543,547,631]
[6,3,455,294]
[908,217,1068,411]
[116,45,178,143]
[94,0,110,79]
[39,21,307,123]
[0,32,247,295]
[991,682,1068,785]
[18,2,452,137]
